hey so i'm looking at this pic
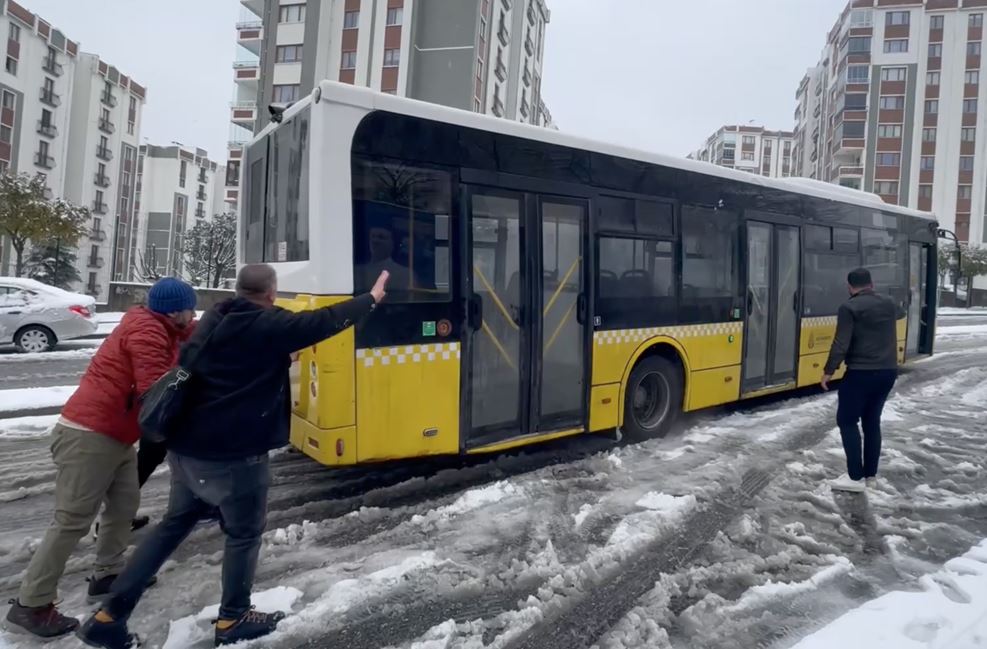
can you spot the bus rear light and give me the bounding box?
[335,439,344,457]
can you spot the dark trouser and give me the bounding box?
[136,440,168,488]
[104,453,270,622]
[837,368,897,481]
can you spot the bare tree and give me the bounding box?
[132,245,163,283]
[182,213,237,288]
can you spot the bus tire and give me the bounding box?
[622,355,682,440]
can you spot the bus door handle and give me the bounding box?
[468,293,483,331]
[576,293,587,325]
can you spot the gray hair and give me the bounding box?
[236,264,278,298]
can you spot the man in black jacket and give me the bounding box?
[821,267,900,493]
[78,264,388,648]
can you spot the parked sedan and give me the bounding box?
[0,277,98,352]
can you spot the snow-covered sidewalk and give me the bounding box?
[0,385,75,414]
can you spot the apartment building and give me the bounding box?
[793,0,987,246]
[689,125,796,178]
[0,0,145,303]
[133,144,227,279]
[226,0,552,210]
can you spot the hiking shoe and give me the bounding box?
[215,608,287,646]
[87,574,157,603]
[3,598,79,638]
[830,474,865,493]
[76,613,138,649]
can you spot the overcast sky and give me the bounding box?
[24,0,848,160]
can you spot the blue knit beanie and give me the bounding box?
[147,277,197,314]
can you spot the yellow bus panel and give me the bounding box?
[289,417,358,466]
[354,342,460,462]
[688,365,742,410]
[588,383,620,432]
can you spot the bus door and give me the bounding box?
[462,186,589,447]
[906,242,931,357]
[742,221,801,393]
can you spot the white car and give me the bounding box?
[0,277,98,352]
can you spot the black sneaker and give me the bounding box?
[87,574,158,603]
[76,613,138,649]
[3,598,79,638]
[214,608,287,646]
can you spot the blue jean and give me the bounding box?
[104,453,270,621]
[837,368,897,481]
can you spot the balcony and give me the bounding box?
[96,145,113,161]
[195,207,207,218]
[233,60,260,85]
[40,88,61,107]
[94,173,111,187]
[92,201,108,214]
[87,256,105,269]
[836,165,864,177]
[99,118,115,134]
[101,91,118,107]
[236,22,263,55]
[230,101,257,126]
[90,228,106,242]
[236,19,262,29]
[198,172,208,183]
[42,57,63,76]
[34,152,55,169]
[36,120,57,138]
[196,189,207,201]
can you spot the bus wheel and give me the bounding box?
[623,355,682,440]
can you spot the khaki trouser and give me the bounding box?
[18,424,139,607]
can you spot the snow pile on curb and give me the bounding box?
[0,414,59,440]
[0,385,76,414]
[791,539,987,649]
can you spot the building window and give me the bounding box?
[179,160,187,188]
[962,127,977,141]
[964,98,978,113]
[276,45,303,63]
[878,96,905,110]
[959,185,973,199]
[386,8,403,26]
[850,8,873,27]
[879,124,903,138]
[927,71,941,86]
[341,51,357,69]
[847,65,869,84]
[920,156,935,170]
[741,152,755,161]
[128,121,135,135]
[930,15,945,30]
[925,99,939,114]
[343,10,359,28]
[272,84,299,103]
[876,152,900,166]
[874,181,899,195]
[922,127,936,141]
[881,67,907,81]
[886,11,910,26]
[1,90,12,109]
[5,57,16,76]
[0,125,10,143]
[848,37,871,53]
[279,4,306,23]
[960,156,975,171]
[928,43,943,58]
[884,39,908,53]
[8,22,20,42]
[742,135,756,145]
[383,48,401,67]
[972,13,984,27]
[966,70,981,85]
[969,42,982,56]
[919,184,933,198]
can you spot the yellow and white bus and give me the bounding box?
[239,82,938,468]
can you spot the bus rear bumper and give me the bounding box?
[290,414,358,466]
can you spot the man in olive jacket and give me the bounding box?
[822,267,900,494]
[79,264,388,648]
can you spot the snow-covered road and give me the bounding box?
[0,317,985,649]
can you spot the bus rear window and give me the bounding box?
[351,157,452,302]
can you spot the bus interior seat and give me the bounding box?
[619,270,654,298]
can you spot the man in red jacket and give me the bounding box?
[4,277,197,639]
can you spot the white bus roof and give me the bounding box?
[255,82,936,224]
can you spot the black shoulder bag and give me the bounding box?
[138,316,225,444]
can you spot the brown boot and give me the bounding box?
[4,599,79,638]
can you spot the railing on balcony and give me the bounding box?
[195,208,207,218]
[96,146,113,161]
[90,228,107,242]
[236,19,263,29]
[87,256,105,269]
[34,152,55,169]
[92,201,108,214]
[196,190,207,200]
[37,120,57,138]
[99,118,115,134]
[42,57,63,76]
[40,88,61,107]
[94,173,111,187]
[837,165,865,176]
[101,91,118,107]
[233,60,260,69]
[85,283,101,296]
